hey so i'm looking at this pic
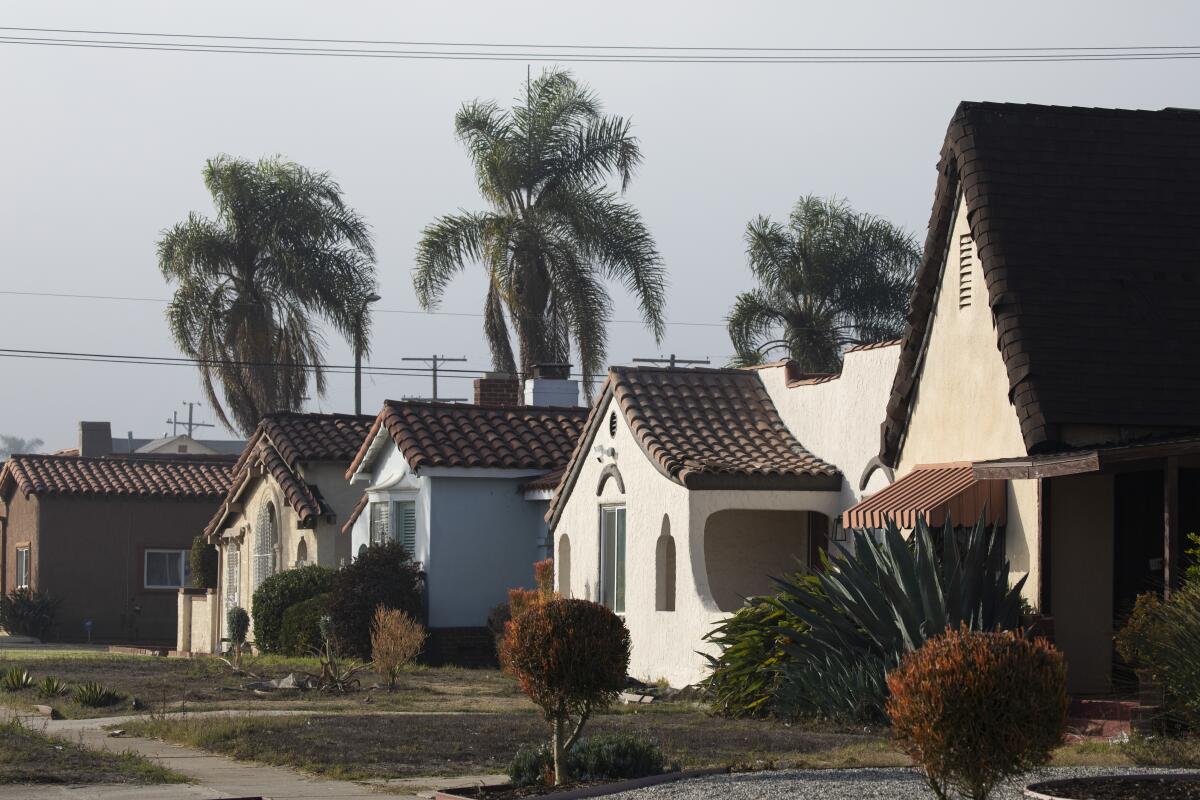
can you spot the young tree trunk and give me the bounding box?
[552,715,567,785]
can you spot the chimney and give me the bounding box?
[473,372,520,407]
[79,421,113,458]
[523,364,580,408]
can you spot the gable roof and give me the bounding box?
[547,366,841,530]
[882,102,1200,464]
[346,400,589,478]
[0,453,233,500]
[204,412,375,539]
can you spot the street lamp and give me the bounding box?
[355,293,381,415]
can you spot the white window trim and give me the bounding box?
[598,504,627,614]
[15,546,31,589]
[144,548,190,590]
[365,488,423,565]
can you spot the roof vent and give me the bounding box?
[957,234,973,309]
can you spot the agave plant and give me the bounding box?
[72,681,121,708]
[35,676,69,698]
[0,667,33,692]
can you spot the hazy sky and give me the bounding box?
[3,1,1198,450]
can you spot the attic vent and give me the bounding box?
[957,234,973,309]
[608,412,618,437]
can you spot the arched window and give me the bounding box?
[656,515,676,612]
[358,543,367,560]
[557,534,572,598]
[295,538,308,567]
[253,502,278,590]
[225,543,240,610]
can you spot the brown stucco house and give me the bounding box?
[842,101,1200,693]
[182,411,374,654]
[0,430,232,645]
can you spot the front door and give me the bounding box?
[1112,470,1164,621]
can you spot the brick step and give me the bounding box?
[1066,717,1130,739]
[1069,698,1144,720]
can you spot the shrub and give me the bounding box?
[770,515,1026,722]
[0,587,61,640]
[251,564,335,653]
[371,606,426,690]
[226,606,250,671]
[886,627,1067,800]
[500,598,630,785]
[279,593,332,656]
[0,667,32,691]
[1116,591,1164,669]
[189,534,218,590]
[1136,582,1200,726]
[73,681,122,708]
[36,676,70,698]
[329,542,423,659]
[489,560,557,649]
[509,735,664,787]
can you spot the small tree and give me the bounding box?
[500,598,630,785]
[886,627,1067,800]
[190,535,218,590]
[226,606,250,672]
[371,606,426,690]
[329,541,424,658]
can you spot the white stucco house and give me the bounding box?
[546,343,899,688]
[345,373,588,664]
[177,411,374,655]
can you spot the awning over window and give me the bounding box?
[841,462,1007,529]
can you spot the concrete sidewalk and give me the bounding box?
[2,711,506,800]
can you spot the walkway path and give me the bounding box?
[1,709,506,800]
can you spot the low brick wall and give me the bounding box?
[424,626,499,668]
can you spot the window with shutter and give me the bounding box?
[958,234,973,309]
[394,500,417,558]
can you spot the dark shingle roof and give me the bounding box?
[882,102,1200,463]
[547,366,841,529]
[204,412,375,539]
[347,401,589,477]
[0,453,233,499]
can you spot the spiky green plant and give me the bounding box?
[0,667,33,692]
[72,681,121,708]
[35,676,69,698]
[773,515,1027,721]
[415,68,666,389]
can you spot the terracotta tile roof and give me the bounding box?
[205,412,375,539]
[0,453,233,500]
[841,462,1006,529]
[547,366,841,530]
[341,492,369,536]
[347,401,589,478]
[520,466,567,494]
[882,102,1200,463]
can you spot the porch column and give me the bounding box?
[1038,478,1052,614]
[1165,456,1182,597]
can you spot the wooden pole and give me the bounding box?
[1038,477,1053,614]
[1165,457,1181,598]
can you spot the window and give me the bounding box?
[15,547,30,589]
[655,515,675,612]
[145,549,190,589]
[369,501,390,545]
[295,539,308,567]
[253,502,279,591]
[369,499,417,558]
[225,544,240,610]
[600,506,626,613]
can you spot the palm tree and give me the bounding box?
[159,155,377,435]
[415,69,666,388]
[727,196,918,372]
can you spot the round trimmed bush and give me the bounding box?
[886,627,1067,800]
[280,592,332,656]
[329,541,423,659]
[251,565,335,653]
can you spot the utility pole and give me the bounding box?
[631,354,711,368]
[402,355,468,401]
[166,403,215,437]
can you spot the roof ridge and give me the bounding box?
[382,399,587,414]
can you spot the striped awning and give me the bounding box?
[841,462,1007,529]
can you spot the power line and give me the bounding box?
[0,289,729,329]
[1,33,1199,63]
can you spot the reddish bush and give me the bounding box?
[886,627,1067,800]
[500,598,630,785]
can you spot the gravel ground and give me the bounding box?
[609,766,1200,800]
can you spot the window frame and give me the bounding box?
[15,545,31,589]
[598,504,627,614]
[143,548,190,590]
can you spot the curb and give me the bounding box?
[436,767,729,800]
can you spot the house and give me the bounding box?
[547,341,899,687]
[841,101,1200,693]
[180,411,374,655]
[345,369,588,664]
[0,423,232,644]
[50,422,246,457]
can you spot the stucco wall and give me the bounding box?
[703,509,810,612]
[1,491,39,599]
[893,195,1038,593]
[757,342,902,509]
[1050,472,1115,694]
